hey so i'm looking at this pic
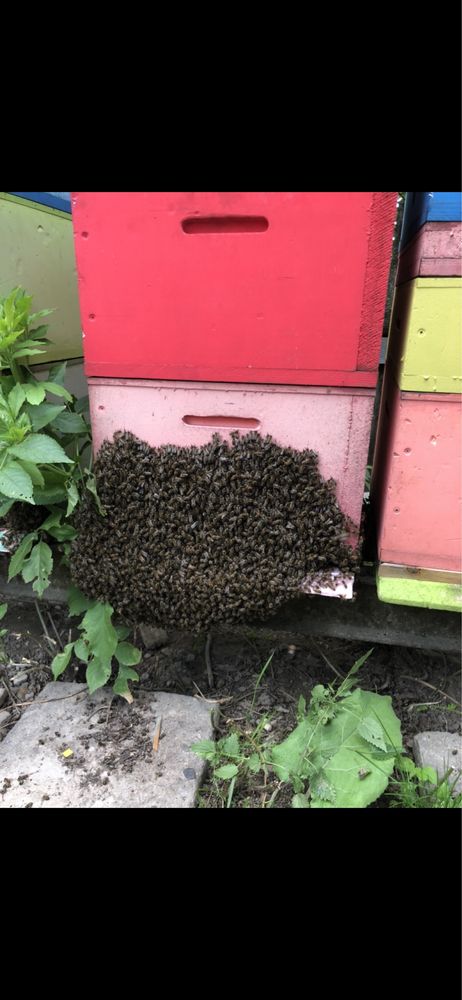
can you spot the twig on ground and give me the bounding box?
[14,690,89,708]
[205,632,214,688]
[0,674,18,705]
[34,601,56,651]
[401,675,462,709]
[309,638,345,680]
[408,699,444,713]
[105,696,114,725]
[152,717,162,752]
[192,680,232,705]
[47,611,64,651]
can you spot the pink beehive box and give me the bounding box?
[89,378,377,598]
[372,369,462,572]
[397,221,462,284]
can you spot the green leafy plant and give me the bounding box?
[388,755,462,809]
[270,650,402,807]
[193,650,404,808]
[192,715,274,808]
[0,287,141,700]
[50,585,141,702]
[0,601,8,638]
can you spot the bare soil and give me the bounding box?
[0,601,460,808]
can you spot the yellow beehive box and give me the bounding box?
[0,193,83,365]
[387,277,462,392]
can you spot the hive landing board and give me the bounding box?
[72,192,396,387]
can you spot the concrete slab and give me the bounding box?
[0,683,218,808]
[413,731,462,794]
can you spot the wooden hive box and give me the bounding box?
[386,277,462,393]
[400,192,462,250]
[72,192,396,387]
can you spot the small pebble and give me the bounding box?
[11,672,28,686]
[0,709,11,727]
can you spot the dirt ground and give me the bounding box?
[0,599,460,808]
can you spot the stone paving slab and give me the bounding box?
[413,731,462,794]
[0,683,218,808]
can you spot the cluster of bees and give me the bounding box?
[70,431,358,630]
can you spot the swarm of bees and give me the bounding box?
[6,502,47,533]
[70,430,359,630]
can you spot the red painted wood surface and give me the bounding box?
[372,367,462,572]
[71,192,396,385]
[397,222,462,284]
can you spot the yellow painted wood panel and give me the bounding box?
[0,195,83,364]
[388,277,462,392]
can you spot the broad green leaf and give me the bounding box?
[214,764,239,780]
[191,740,216,761]
[75,394,89,414]
[247,753,261,774]
[68,585,94,616]
[41,381,72,402]
[9,433,73,464]
[0,603,8,620]
[33,485,67,504]
[115,625,131,640]
[74,638,89,662]
[39,511,62,532]
[85,473,106,516]
[8,531,38,579]
[51,411,88,435]
[357,716,387,752]
[0,498,14,516]
[46,523,77,542]
[23,383,46,405]
[8,384,26,418]
[222,733,240,758]
[46,362,67,387]
[292,793,310,808]
[311,772,336,802]
[114,642,142,666]
[12,347,47,359]
[17,460,44,487]
[80,602,118,667]
[297,695,307,722]
[28,308,53,322]
[21,541,53,596]
[113,664,139,699]
[51,642,75,680]
[12,339,48,351]
[271,688,402,808]
[28,325,50,341]
[86,656,112,694]
[65,480,79,516]
[28,402,66,431]
[396,756,437,784]
[0,462,34,502]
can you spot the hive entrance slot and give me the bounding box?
[181,216,268,234]
[182,415,260,429]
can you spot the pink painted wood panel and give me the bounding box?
[397,222,462,283]
[72,192,396,386]
[372,370,462,571]
[88,378,375,540]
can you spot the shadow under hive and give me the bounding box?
[71,431,358,631]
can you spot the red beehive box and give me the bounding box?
[71,192,396,387]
